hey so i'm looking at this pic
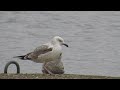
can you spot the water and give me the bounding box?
[0,11,120,77]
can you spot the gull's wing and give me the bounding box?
[14,45,53,60]
[34,45,53,55]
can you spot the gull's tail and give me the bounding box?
[13,52,32,60]
[13,55,27,60]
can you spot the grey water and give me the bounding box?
[0,11,120,77]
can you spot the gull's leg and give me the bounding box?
[43,65,54,75]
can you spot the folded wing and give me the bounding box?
[14,45,53,60]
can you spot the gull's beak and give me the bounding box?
[62,43,69,47]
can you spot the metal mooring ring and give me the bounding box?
[4,61,20,74]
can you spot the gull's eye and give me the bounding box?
[58,39,62,42]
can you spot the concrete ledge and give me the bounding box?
[0,73,119,79]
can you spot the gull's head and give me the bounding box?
[51,36,68,47]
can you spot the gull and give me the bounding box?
[42,53,64,74]
[14,36,68,64]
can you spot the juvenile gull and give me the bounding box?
[14,36,68,64]
[42,53,64,74]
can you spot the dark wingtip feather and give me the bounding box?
[13,55,25,60]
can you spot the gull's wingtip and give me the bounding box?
[13,55,26,60]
